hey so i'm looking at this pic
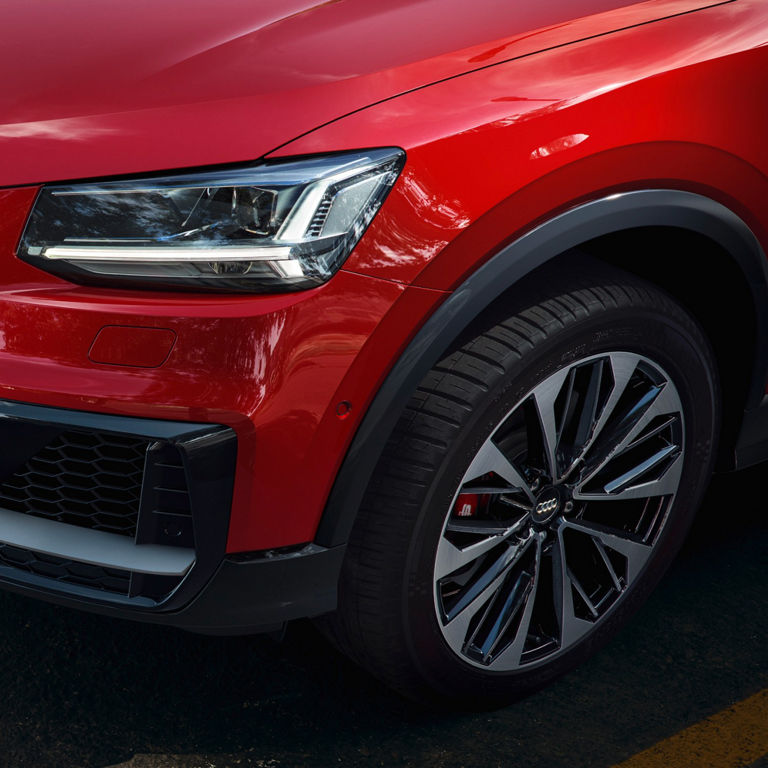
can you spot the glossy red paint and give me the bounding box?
[0,0,767,562]
[275,0,768,289]
[88,326,177,368]
[1,0,726,186]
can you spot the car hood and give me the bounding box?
[1,0,718,186]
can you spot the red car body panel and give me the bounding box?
[276,1,768,290]
[1,0,725,186]
[1,0,767,562]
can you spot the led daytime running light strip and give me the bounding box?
[41,245,295,262]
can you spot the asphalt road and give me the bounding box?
[0,463,765,768]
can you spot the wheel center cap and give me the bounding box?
[533,485,563,524]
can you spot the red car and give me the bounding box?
[1,0,766,706]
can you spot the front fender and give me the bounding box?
[316,189,768,547]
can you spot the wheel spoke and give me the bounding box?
[575,450,682,502]
[531,367,571,480]
[552,527,593,647]
[587,377,680,472]
[575,378,683,499]
[441,571,507,650]
[445,515,529,537]
[486,534,544,668]
[455,485,522,495]
[463,439,535,503]
[471,567,534,661]
[603,444,678,493]
[436,516,529,582]
[440,536,534,648]
[561,353,639,480]
[593,537,623,592]
[573,358,605,451]
[624,414,677,451]
[563,519,653,584]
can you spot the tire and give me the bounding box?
[327,259,720,708]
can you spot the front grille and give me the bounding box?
[0,542,131,594]
[0,425,196,599]
[0,430,148,537]
[0,401,236,610]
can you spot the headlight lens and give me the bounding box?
[19,148,405,292]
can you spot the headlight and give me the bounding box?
[19,148,405,293]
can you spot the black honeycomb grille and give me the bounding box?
[0,543,131,594]
[0,431,148,537]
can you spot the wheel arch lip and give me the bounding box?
[315,188,768,548]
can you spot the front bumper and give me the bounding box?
[0,398,343,632]
[0,185,446,631]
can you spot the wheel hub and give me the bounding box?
[532,485,564,525]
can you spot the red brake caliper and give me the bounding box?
[454,493,478,518]
[453,492,491,518]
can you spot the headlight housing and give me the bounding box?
[19,148,405,293]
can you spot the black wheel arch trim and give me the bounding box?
[316,189,768,548]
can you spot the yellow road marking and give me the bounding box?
[612,687,768,768]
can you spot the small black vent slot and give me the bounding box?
[136,442,195,548]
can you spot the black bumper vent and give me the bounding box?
[0,401,236,609]
[0,542,131,594]
[0,430,148,537]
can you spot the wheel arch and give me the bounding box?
[315,189,768,547]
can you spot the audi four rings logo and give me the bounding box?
[536,497,558,516]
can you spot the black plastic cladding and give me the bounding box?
[0,400,237,610]
[316,189,768,549]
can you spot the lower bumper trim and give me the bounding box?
[0,508,194,576]
[0,542,345,635]
[172,543,345,634]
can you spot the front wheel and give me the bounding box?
[328,262,719,707]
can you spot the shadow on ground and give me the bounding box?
[0,465,765,768]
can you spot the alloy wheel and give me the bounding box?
[434,351,685,671]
